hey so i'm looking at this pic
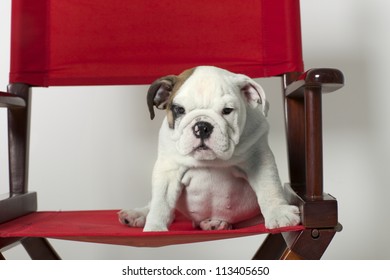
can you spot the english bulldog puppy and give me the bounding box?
[119,66,300,231]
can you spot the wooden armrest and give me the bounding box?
[0,91,26,109]
[286,68,344,97]
[283,69,344,206]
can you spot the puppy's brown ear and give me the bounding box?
[147,75,178,120]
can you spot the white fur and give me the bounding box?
[119,66,300,231]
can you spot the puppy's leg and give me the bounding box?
[247,144,300,229]
[255,184,300,229]
[118,205,150,227]
[143,159,185,232]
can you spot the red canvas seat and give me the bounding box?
[0,0,343,260]
[0,210,304,247]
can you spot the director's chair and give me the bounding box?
[0,0,343,260]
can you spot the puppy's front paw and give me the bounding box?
[264,205,300,229]
[118,209,146,228]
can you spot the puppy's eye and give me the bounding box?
[222,108,234,115]
[173,105,185,115]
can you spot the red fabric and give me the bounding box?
[0,210,304,247]
[10,0,303,86]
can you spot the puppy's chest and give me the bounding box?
[176,166,259,223]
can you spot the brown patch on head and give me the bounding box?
[147,67,196,127]
[167,110,175,129]
[166,68,195,128]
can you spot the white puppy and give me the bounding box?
[119,66,300,231]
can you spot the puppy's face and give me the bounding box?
[147,66,268,161]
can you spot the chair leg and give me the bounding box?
[252,233,288,260]
[7,83,31,195]
[254,226,340,260]
[282,227,339,260]
[21,238,61,260]
[0,252,5,260]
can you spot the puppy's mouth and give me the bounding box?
[191,142,217,160]
[195,143,210,151]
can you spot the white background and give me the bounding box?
[1,0,389,259]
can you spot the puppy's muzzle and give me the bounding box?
[192,121,214,140]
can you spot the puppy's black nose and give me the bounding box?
[193,121,214,139]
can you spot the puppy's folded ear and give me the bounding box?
[147,75,178,120]
[235,74,269,117]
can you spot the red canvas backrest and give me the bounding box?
[10,0,303,86]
